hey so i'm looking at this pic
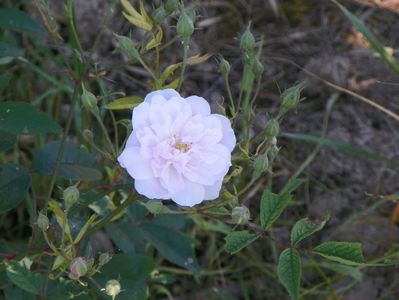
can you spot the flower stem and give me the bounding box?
[178,39,189,91]
[92,109,116,156]
[84,191,136,238]
[224,75,236,116]
[43,85,80,215]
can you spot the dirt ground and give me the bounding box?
[39,0,399,298]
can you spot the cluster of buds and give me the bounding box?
[240,23,264,80]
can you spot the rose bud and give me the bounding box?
[69,257,88,279]
[232,206,251,224]
[240,24,255,53]
[177,11,194,40]
[105,279,122,300]
[63,184,79,210]
[37,211,49,231]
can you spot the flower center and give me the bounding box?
[174,142,191,153]
[172,135,191,153]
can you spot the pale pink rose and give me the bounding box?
[118,89,236,207]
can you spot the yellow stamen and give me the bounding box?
[174,142,190,153]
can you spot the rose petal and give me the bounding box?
[214,114,236,151]
[135,178,170,199]
[203,180,223,200]
[159,163,185,194]
[132,102,150,130]
[118,147,154,180]
[144,89,180,103]
[171,179,205,207]
[126,131,140,147]
[186,95,211,116]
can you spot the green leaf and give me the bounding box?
[0,102,61,135]
[280,178,305,195]
[260,188,291,229]
[0,130,16,152]
[93,254,155,300]
[313,241,365,265]
[32,141,102,181]
[6,260,43,295]
[277,248,301,300]
[0,72,12,93]
[290,215,329,246]
[139,222,200,275]
[142,200,163,215]
[223,230,260,254]
[0,164,31,214]
[0,42,22,57]
[106,96,143,110]
[282,132,390,162]
[105,222,138,254]
[0,8,44,33]
[4,287,36,300]
[321,262,362,282]
[334,1,399,74]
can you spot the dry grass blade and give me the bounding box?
[270,56,399,123]
[353,0,399,13]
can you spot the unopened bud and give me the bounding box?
[253,153,269,174]
[63,184,79,210]
[152,5,166,24]
[253,57,264,78]
[268,145,279,160]
[232,206,251,224]
[177,11,194,41]
[69,257,88,279]
[265,119,279,137]
[240,24,255,53]
[99,253,112,267]
[81,86,97,110]
[37,211,49,231]
[219,56,231,76]
[166,0,179,15]
[114,34,140,61]
[281,81,307,111]
[185,7,197,23]
[105,279,122,299]
[82,129,93,141]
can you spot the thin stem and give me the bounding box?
[289,93,338,181]
[177,39,189,91]
[138,57,159,87]
[85,191,136,238]
[224,75,236,116]
[92,109,116,156]
[110,110,119,154]
[43,86,80,215]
